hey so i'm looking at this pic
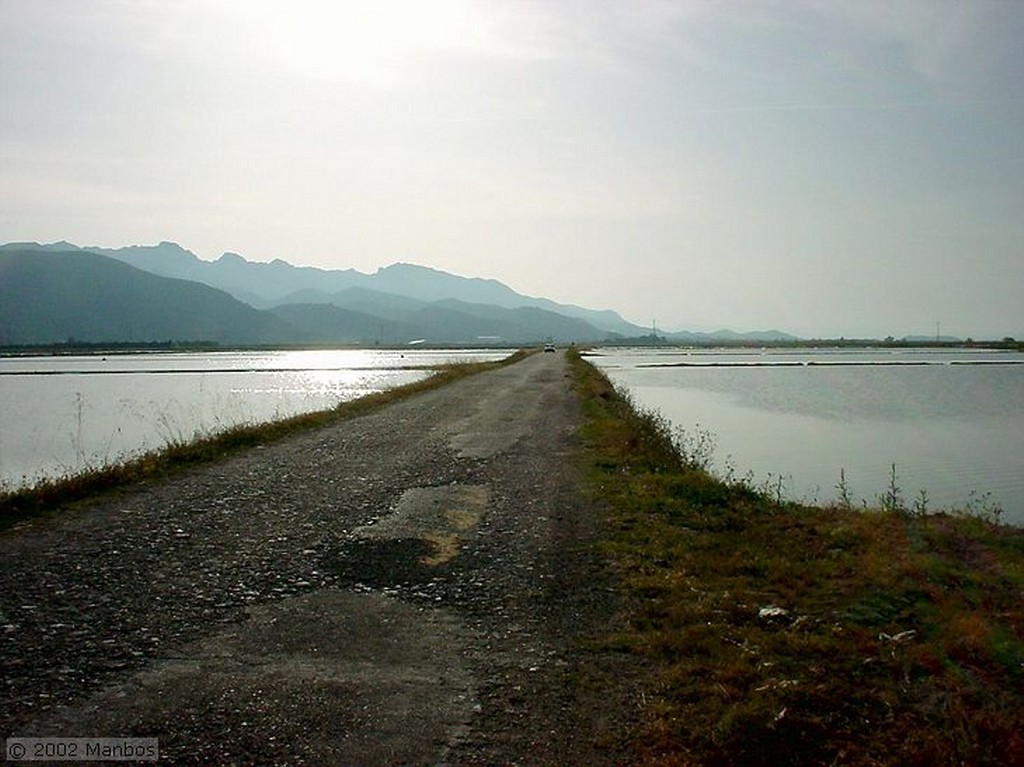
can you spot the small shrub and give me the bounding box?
[672,423,717,472]
[878,463,905,513]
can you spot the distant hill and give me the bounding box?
[266,296,602,345]
[1,241,645,337]
[664,328,799,343]
[267,287,602,344]
[0,241,804,343]
[0,249,298,345]
[0,248,613,346]
[277,286,430,318]
[267,303,419,345]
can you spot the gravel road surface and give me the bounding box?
[1,352,643,765]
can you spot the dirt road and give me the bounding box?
[1,352,642,765]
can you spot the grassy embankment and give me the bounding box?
[0,350,531,530]
[570,349,1024,766]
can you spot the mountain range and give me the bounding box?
[0,241,797,346]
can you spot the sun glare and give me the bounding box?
[236,0,486,83]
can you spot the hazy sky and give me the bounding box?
[2,1,1022,338]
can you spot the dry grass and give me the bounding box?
[570,349,1024,766]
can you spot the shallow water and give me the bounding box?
[0,348,511,489]
[589,347,1024,525]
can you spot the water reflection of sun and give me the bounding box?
[275,349,378,371]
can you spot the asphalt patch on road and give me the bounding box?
[323,538,441,589]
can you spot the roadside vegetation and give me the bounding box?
[569,349,1024,766]
[0,350,530,530]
